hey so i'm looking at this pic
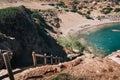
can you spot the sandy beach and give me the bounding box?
[58,12,120,36]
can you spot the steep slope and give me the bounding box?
[0,6,66,68]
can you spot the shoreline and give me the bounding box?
[68,18,120,57]
[58,12,120,57]
[59,13,120,37]
[79,20,120,57]
[74,20,120,36]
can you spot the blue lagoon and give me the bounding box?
[85,23,120,55]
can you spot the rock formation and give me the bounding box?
[0,6,66,68]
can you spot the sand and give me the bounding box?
[58,12,120,36]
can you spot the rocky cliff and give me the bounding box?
[0,6,66,68]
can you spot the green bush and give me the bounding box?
[54,6,59,10]
[78,6,83,10]
[57,35,84,53]
[65,9,69,12]
[87,10,91,14]
[57,1,65,7]
[31,12,42,20]
[71,6,78,12]
[101,7,113,14]
[71,9,77,12]
[85,14,92,19]
[31,12,43,22]
[0,7,20,20]
[114,8,120,12]
[63,5,68,8]
[77,11,83,15]
[57,37,72,50]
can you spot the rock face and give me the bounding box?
[0,6,45,68]
[0,6,66,68]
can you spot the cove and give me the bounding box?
[85,23,120,55]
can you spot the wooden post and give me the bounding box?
[50,54,53,65]
[58,57,60,63]
[32,52,37,66]
[44,53,47,65]
[3,52,15,80]
[55,56,57,64]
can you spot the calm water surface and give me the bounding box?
[85,23,120,55]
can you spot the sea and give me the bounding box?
[85,23,120,56]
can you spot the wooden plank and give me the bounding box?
[46,56,51,58]
[35,54,51,58]
[32,52,37,66]
[55,56,57,64]
[35,54,44,57]
[53,57,57,59]
[3,52,15,80]
[44,53,47,65]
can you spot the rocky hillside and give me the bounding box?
[0,6,67,68]
[13,52,120,80]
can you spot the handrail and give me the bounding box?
[1,51,15,80]
[32,52,63,66]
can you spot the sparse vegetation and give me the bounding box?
[57,1,65,8]
[51,73,70,80]
[57,34,84,53]
[51,73,94,80]
[51,73,80,80]
[70,0,79,6]
[70,0,79,13]
[46,0,50,2]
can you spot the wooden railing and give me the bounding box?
[32,52,63,66]
[0,51,15,80]
[0,51,63,80]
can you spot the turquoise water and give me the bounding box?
[85,23,120,55]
